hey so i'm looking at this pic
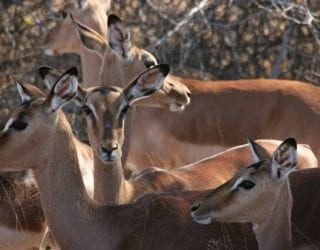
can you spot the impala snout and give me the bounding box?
[99,142,121,162]
[168,85,191,112]
[190,200,213,225]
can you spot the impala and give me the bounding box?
[0,67,258,249]
[2,60,190,248]
[44,0,111,84]
[74,13,320,169]
[41,65,317,207]
[192,139,320,249]
[191,138,297,250]
[0,76,94,249]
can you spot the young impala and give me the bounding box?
[64,11,320,170]
[192,138,320,249]
[0,67,258,249]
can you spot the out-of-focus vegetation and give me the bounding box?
[0,0,319,121]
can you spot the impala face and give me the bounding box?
[0,68,78,172]
[80,86,126,162]
[77,64,170,163]
[191,138,297,225]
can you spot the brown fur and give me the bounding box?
[0,87,258,249]
[46,11,320,171]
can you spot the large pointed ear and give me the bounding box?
[271,138,297,180]
[108,14,131,59]
[11,76,44,102]
[71,14,107,58]
[46,67,79,112]
[38,66,62,89]
[247,138,271,162]
[123,64,170,106]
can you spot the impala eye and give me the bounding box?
[120,105,130,119]
[238,180,255,190]
[10,120,28,131]
[144,60,156,68]
[81,105,93,116]
[61,11,67,19]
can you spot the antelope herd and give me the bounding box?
[1,0,320,249]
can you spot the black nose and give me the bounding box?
[190,203,200,212]
[187,91,191,98]
[101,144,118,156]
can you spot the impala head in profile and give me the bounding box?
[191,138,297,250]
[0,68,78,171]
[73,14,191,111]
[191,138,297,224]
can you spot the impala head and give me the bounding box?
[0,68,78,171]
[191,138,297,225]
[73,14,191,111]
[39,64,169,163]
[44,0,109,55]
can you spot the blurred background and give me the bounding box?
[0,0,319,121]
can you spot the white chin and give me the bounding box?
[169,103,185,112]
[193,216,213,225]
[43,49,54,56]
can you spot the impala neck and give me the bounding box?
[253,181,293,250]
[93,155,134,205]
[79,48,102,86]
[73,136,94,198]
[32,117,103,249]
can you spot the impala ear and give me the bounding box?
[108,14,131,59]
[247,138,271,162]
[71,14,107,58]
[46,67,79,111]
[39,66,62,89]
[271,138,297,180]
[73,84,90,107]
[123,64,170,105]
[11,76,44,102]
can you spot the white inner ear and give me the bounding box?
[17,84,32,102]
[51,75,78,111]
[54,75,78,95]
[271,147,296,179]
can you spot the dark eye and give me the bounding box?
[238,180,255,190]
[144,60,156,68]
[10,120,28,131]
[61,11,67,19]
[81,105,93,116]
[120,105,130,119]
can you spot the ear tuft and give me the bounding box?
[108,14,122,26]
[64,66,78,77]
[38,66,55,80]
[281,137,297,150]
